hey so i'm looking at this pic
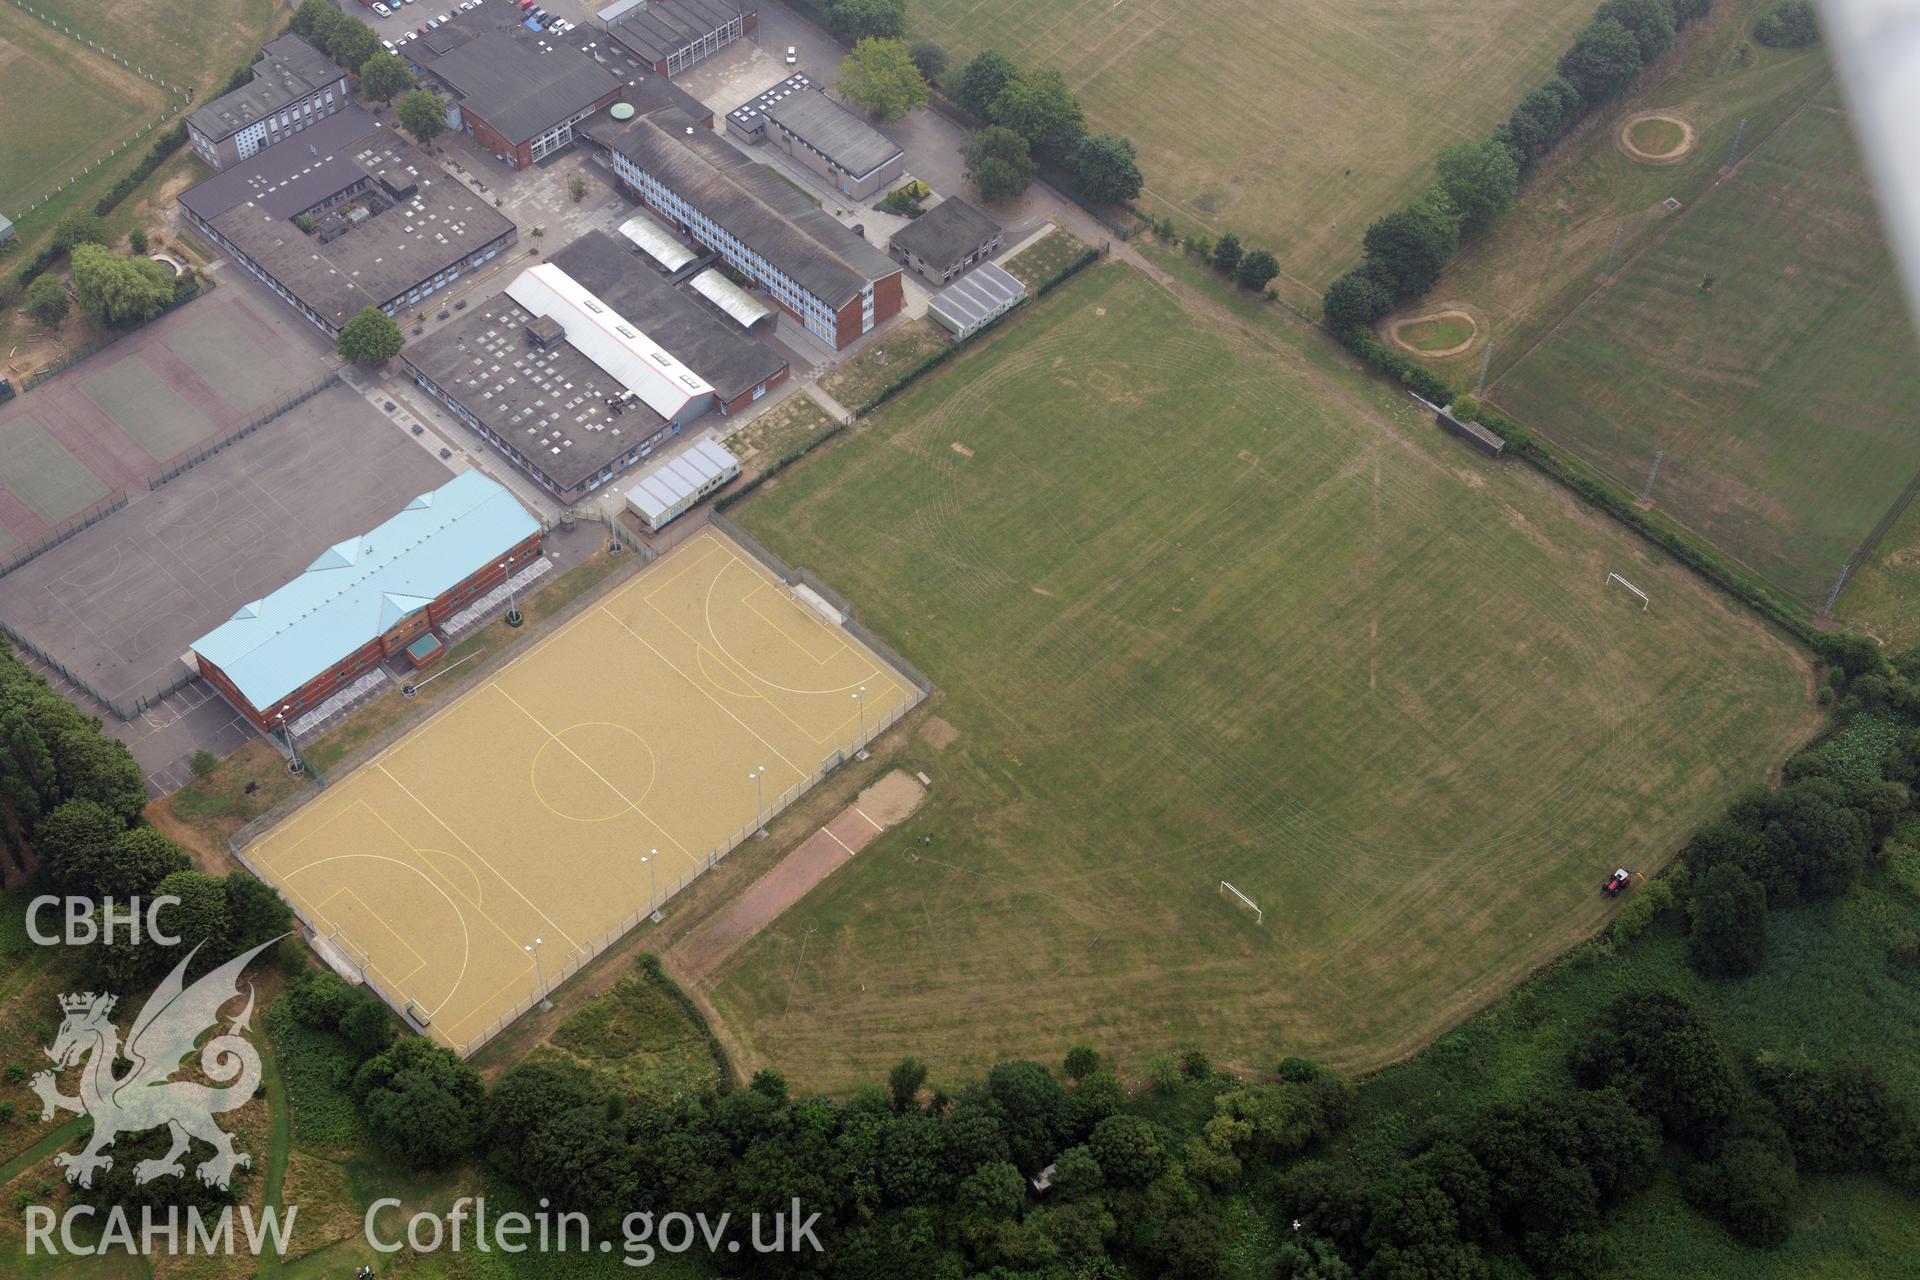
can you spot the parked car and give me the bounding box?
[381,37,396,50]
[372,2,391,14]
[785,45,798,64]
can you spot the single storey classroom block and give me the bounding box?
[625,438,740,530]
[928,261,1027,341]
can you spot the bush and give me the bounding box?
[1754,0,1819,47]
[1689,864,1768,978]
[1609,875,1675,941]
[189,749,218,779]
[25,274,69,327]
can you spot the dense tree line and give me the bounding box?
[948,48,1141,207]
[1324,0,1711,336]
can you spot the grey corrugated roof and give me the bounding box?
[766,92,902,180]
[421,31,622,144]
[605,0,742,63]
[606,115,898,307]
[929,261,1026,330]
[888,197,1000,268]
[188,35,340,143]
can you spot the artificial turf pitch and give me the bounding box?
[241,526,919,1054]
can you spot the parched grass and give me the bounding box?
[722,394,839,477]
[713,261,1814,1091]
[911,0,1596,299]
[1001,226,1089,289]
[1489,81,1920,605]
[822,317,950,409]
[150,737,316,868]
[1837,496,1920,647]
[1628,115,1688,156]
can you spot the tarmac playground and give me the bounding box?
[241,525,920,1053]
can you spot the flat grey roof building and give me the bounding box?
[889,197,1000,270]
[402,230,787,494]
[415,30,623,146]
[188,35,339,144]
[179,113,518,334]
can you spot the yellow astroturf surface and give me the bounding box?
[245,526,919,1052]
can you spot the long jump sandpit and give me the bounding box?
[239,525,921,1054]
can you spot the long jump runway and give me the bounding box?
[243,526,919,1053]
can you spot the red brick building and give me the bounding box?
[191,473,542,732]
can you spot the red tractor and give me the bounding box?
[1602,868,1632,898]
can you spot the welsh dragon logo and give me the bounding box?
[31,938,280,1190]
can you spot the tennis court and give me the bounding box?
[240,525,922,1054]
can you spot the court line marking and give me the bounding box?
[280,851,472,1017]
[854,807,884,832]
[316,886,429,983]
[638,535,727,603]
[594,604,809,777]
[490,682,702,870]
[528,720,659,821]
[695,644,765,700]
[376,760,584,952]
[823,826,858,856]
[742,583,843,665]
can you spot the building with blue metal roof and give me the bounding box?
[191,470,541,730]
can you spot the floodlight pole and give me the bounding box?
[501,556,522,627]
[526,937,551,1010]
[751,765,767,837]
[278,705,304,774]
[853,685,866,749]
[645,848,661,921]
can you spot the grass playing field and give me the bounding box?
[908,0,1594,300]
[1487,81,1920,606]
[0,2,170,213]
[710,261,1817,1090]
[242,527,919,1056]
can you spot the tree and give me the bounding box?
[336,306,404,365]
[1089,1114,1168,1185]
[960,126,1036,201]
[189,749,218,780]
[1683,1110,1798,1247]
[990,67,1085,162]
[1323,267,1393,330]
[567,175,588,203]
[360,49,415,104]
[835,38,928,125]
[1210,231,1242,275]
[152,870,234,960]
[956,1159,1025,1222]
[1689,864,1768,978]
[1754,0,1819,46]
[1506,77,1584,163]
[1596,0,1678,62]
[1435,138,1520,234]
[1063,1045,1100,1081]
[1569,990,1739,1148]
[826,0,907,41]
[52,212,108,254]
[1071,133,1143,204]
[908,40,949,84]
[486,1060,594,1168]
[354,1037,485,1168]
[34,799,125,899]
[289,972,356,1030]
[94,828,191,901]
[397,89,449,147]
[328,20,379,74]
[128,228,149,256]
[48,723,145,825]
[291,0,342,41]
[986,1060,1069,1173]
[1361,196,1460,297]
[25,274,69,327]
[952,49,1017,120]
[226,873,291,953]
[69,244,174,327]
[1049,1144,1103,1197]
[889,1056,928,1112]
[1557,18,1644,103]
[1236,248,1279,291]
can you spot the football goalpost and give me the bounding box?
[1605,572,1650,611]
[1219,881,1263,924]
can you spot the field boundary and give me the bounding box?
[5,0,193,219]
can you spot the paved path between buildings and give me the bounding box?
[669,770,925,985]
[804,382,856,425]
